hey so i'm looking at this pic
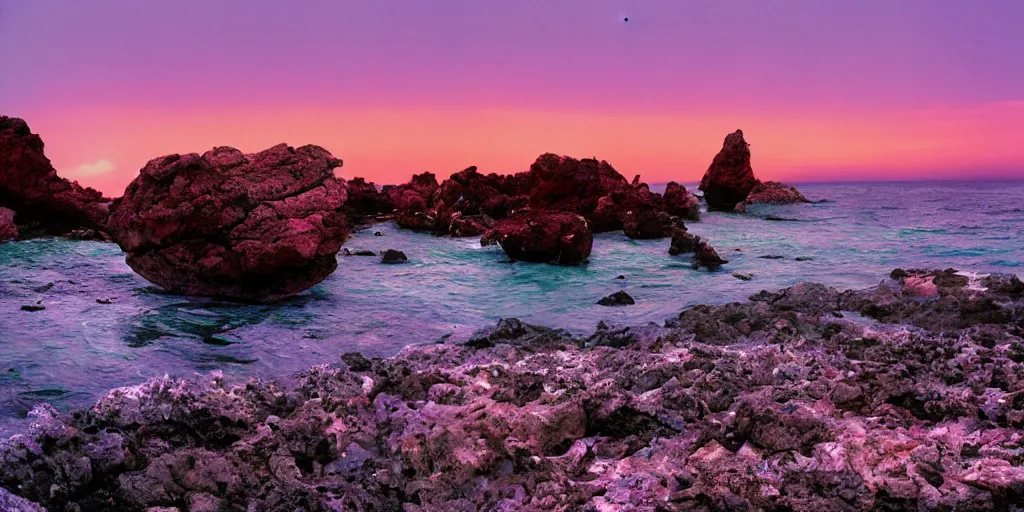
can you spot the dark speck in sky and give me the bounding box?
[624,17,629,22]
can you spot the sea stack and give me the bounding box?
[0,116,110,238]
[108,144,349,303]
[699,130,759,211]
[699,129,810,212]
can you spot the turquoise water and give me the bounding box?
[1,181,1022,433]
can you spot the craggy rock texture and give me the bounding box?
[662,181,701,221]
[3,270,1024,511]
[0,116,109,237]
[668,230,727,270]
[700,130,810,213]
[699,130,759,211]
[482,211,593,265]
[0,206,17,242]
[382,172,440,232]
[343,177,392,226]
[108,144,349,303]
[694,240,728,270]
[737,180,812,212]
[0,487,43,512]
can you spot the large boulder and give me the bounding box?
[622,209,682,239]
[482,211,592,265]
[662,181,700,221]
[0,116,109,236]
[737,180,811,211]
[699,130,759,211]
[383,172,440,231]
[108,144,349,303]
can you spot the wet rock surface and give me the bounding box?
[4,270,1024,511]
[0,116,110,237]
[380,249,409,264]
[482,210,593,265]
[108,144,349,303]
[740,180,811,209]
[597,290,635,306]
[0,206,17,242]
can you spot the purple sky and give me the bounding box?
[1,0,1022,191]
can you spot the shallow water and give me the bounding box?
[1,181,1022,433]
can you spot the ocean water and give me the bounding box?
[1,181,1022,433]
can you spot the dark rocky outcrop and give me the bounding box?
[668,229,702,256]
[699,130,758,211]
[597,290,635,306]
[383,172,439,232]
[5,271,1024,511]
[108,144,349,303]
[482,211,592,265]
[380,249,408,264]
[343,177,392,226]
[0,116,110,237]
[622,209,683,240]
[699,130,810,213]
[662,181,700,221]
[695,241,728,269]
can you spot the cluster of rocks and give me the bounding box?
[699,129,811,212]
[2,269,1022,511]
[0,116,110,241]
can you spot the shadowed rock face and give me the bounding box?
[0,207,17,242]
[0,116,109,237]
[3,270,1024,511]
[108,144,349,303]
[482,210,593,265]
[699,130,758,211]
[662,181,701,221]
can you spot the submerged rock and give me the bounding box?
[5,271,1024,510]
[108,144,349,303]
[380,249,408,264]
[597,290,635,306]
[482,211,593,265]
[342,248,376,257]
[0,116,110,237]
[699,130,758,211]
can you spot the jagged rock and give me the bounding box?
[699,130,758,211]
[622,209,682,239]
[482,211,592,265]
[0,487,44,512]
[668,229,701,255]
[343,177,391,225]
[4,274,1024,510]
[380,249,408,264]
[663,181,700,221]
[342,248,376,256]
[0,116,110,236]
[108,144,348,303]
[695,241,727,269]
[597,290,635,306]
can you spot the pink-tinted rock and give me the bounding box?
[740,180,811,209]
[0,206,17,242]
[699,130,759,211]
[663,181,701,221]
[343,177,391,224]
[482,211,592,265]
[622,209,682,240]
[108,144,349,303]
[903,275,940,299]
[0,116,110,236]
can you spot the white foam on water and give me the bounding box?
[955,271,989,291]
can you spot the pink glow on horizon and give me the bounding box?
[19,103,1024,196]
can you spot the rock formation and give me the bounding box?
[662,181,701,221]
[482,211,592,265]
[343,177,392,226]
[699,130,810,213]
[0,116,109,237]
[0,207,17,242]
[108,144,349,303]
[4,271,1024,510]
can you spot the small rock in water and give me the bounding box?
[694,241,728,270]
[342,248,376,257]
[380,249,408,264]
[597,290,635,306]
[374,231,385,236]
[795,256,814,261]
[96,298,114,304]
[732,272,753,281]
[759,254,786,260]
[21,301,45,312]
[615,275,626,280]
[32,282,54,293]
[765,215,799,222]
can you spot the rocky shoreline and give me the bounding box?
[2,269,1022,511]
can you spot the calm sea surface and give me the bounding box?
[2,181,1022,433]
